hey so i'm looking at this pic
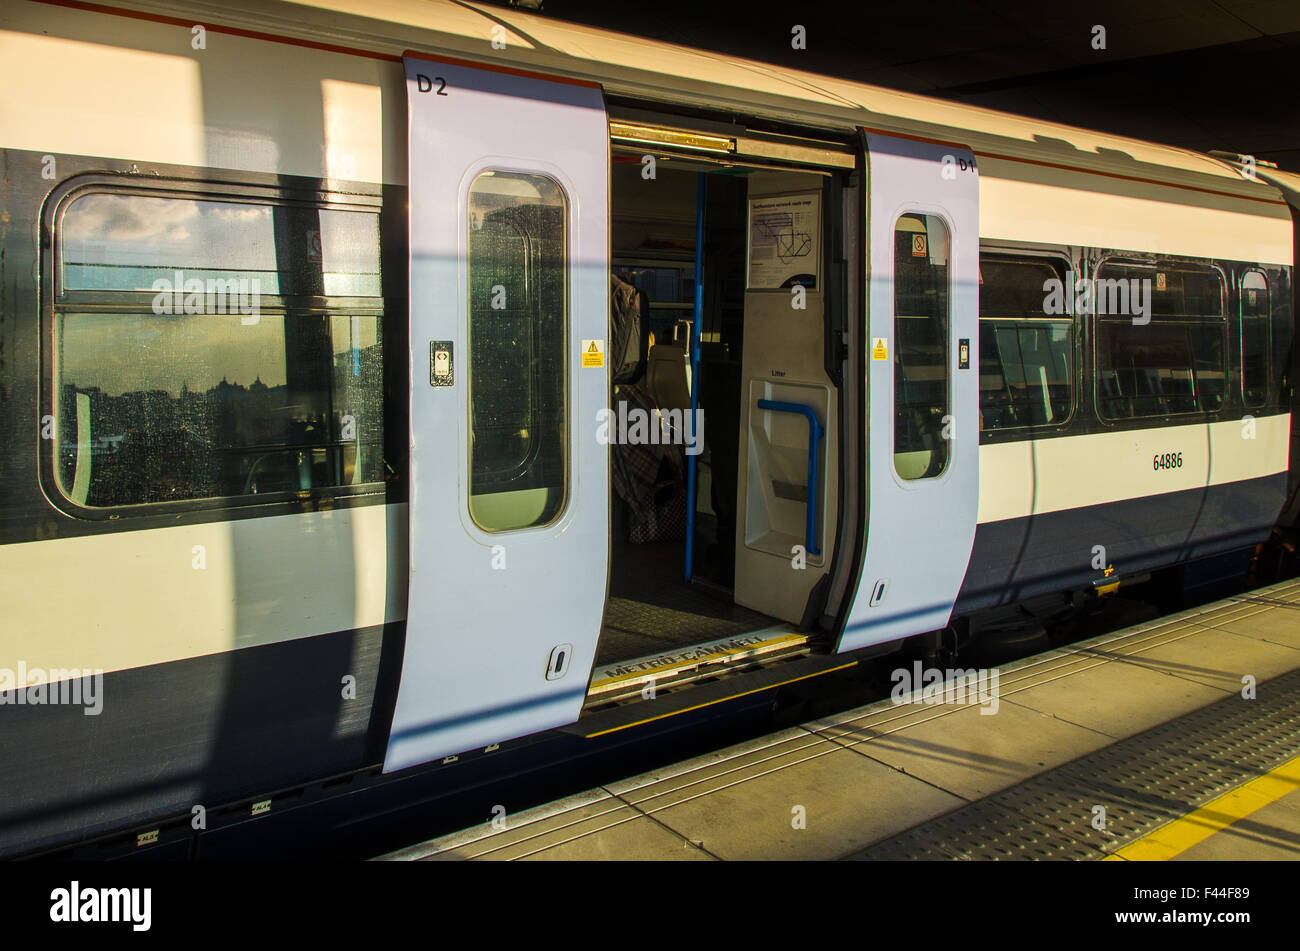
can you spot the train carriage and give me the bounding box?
[0,0,1293,857]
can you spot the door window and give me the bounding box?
[893,213,951,480]
[467,171,568,531]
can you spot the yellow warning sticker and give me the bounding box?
[871,337,888,361]
[582,338,605,368]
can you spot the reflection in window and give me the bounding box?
[467,171,567,532]
[980,322,1072,430]
[978,257,1073,432]
[56,314,384,506]
[60,192,380,296]
[54,188,385,508]
[893,214,950,480]
[1093,263,1224,317]
[1095,262,1226,421]
[1241,270,1270,408]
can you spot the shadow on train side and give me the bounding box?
[0,53,413,858]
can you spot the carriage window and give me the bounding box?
[61,193,381,296]
[1093,263,1224,318]
[53,188,385,508]
[1241,270,1270,409]
[978,257,1073,433]
[467,171,568,532]
[894,214,950,480]
[1095,262,1226,421]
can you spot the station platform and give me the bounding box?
[378,578,1300,861]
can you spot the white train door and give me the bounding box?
[839,130,980,651]
[385,55,610,772]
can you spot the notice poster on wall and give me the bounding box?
[747,192,820,290]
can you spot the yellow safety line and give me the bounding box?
[583,661,858,738]
[1103,753,1300,861]
[588,632,807,690]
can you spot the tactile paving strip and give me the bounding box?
[851,667,1300,860]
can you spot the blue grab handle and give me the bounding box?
[757,399,824,556]
[685,172,705,583]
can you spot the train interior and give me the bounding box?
[596,147,835,680]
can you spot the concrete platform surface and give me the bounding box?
[379,578,1300,861]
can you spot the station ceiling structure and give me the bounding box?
[485,0,1300,172]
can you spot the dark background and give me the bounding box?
[487,0,1300,172]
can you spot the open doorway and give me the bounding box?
[596,149,835,677]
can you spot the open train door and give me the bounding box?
[385,54,610,772]
[838,130,980,651]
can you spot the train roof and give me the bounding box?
[1258,167,1300,208]
[128,0,1274,200]
[8,0,1292,262]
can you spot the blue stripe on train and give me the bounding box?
[954,472,1287,614]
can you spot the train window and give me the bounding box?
[1092,262,1224,318]
[467,171,568,532]
[52,187,385,509]
[893,213,950,480]
[1094,261,1226,421]
[978,257,1073,432]
[1241,270,1270,408]
[60,193,381,297]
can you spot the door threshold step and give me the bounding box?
[566,650,857,738]
[587,628,809,704]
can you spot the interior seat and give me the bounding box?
[644,320,694,434]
